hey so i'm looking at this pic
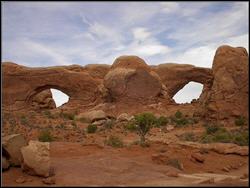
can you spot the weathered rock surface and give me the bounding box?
[2,45,248,122]
[179,142,249,156]
[21,140,51,177]
[31,89,56,110]
[104,56,164,102]
[200,45,249,120]
[76,110,106,123]
[117,113,133,122]
[2,134,27,166]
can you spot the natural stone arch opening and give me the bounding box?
[173,81,204,104]
[50,88,69,108]
[27,85,71,109]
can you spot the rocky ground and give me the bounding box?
[2,107,249,187]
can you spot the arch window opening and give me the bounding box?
[50,89,69,108]
[173,82,203,104]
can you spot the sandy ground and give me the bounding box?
[2,141,249,187]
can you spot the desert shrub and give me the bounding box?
[43,110,54,119]
[204,123,220,134]
[38,129,53,142]
[155,116,169,127]
[105,135,124,148]
[87,124,97,133]
[179,132,198,142]
[134,112,157,144]
[124,121,137,132]
[174,118,189,127]
[175,110,182,119]
[72,121,77,129]
[235,116,246,127]
[20,115,28,125]
[166,159,183,170]
[232,129,249,146]
[60,112,75,120]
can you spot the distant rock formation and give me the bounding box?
[2,45,248,121]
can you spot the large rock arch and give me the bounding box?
[2,62,103,111]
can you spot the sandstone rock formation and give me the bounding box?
[2,45,248,121]
[31,89,56,110]
[76,110,106,123]
[200,45,249,120]
[2,134,27,166]
[21,140,51,177]
[104,56,165,102]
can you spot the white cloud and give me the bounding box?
[132,27,151,41]
[160,2,180,14]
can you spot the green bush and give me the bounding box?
[60,112,75,120]
[134,112,157,143]
[38,129,53,142]
[175,110,182,119]
[105,135,124,148]
[235,116,246,127]
[20,115,28,125]
[155,116,169,127]
[204,123,220,134]
[124,122,137,132]
[43,110,54,119]
[232,130,249,146]
[179,132,198,142]
[87,124,97,133]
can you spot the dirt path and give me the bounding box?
[2,141,248,186]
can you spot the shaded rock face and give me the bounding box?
[200,45,249,120]
[104,56,164,102]
[31,89,56,110]
[2,45,248,121]
[2,134,28,166]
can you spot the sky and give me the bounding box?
[2,1,249,105]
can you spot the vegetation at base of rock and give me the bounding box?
[20,115,28,125]
[175,110,182,119]
[38,129,53,142]
[200,123,249,146]
[60,112,75,120]
[105,135,124,148]
[155,116,169,127]
[235,116,246,127]
[166,158,182,170]
[134,112,156,144]
[43,110,54,119]
[87,124,97,133]
[179,132,198,142]
[124,121,137,132]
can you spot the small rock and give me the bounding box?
[191,152,205,163]
[117,113,133,122]
[222,167,230,172]
[166,125,174,131]
[240,173,248,179]
[42,177,56,185]
[15,177,26,184]
[92,119,106,126]
[166,171,179,177]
